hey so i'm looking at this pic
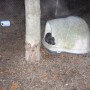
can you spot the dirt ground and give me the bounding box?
[0,2,90,90]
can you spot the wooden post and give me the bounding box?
[25,0,41,62]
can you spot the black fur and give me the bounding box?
[45,33,55,45]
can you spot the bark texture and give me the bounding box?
[25,0,41,62]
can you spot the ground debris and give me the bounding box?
[11,82,21,90]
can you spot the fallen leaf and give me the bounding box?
[11,82,20,90]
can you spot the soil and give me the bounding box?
[0,1,90,90]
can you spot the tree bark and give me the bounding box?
[25,0,41,62]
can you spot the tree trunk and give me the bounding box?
[25,0,41,62]
[55,0,70,17]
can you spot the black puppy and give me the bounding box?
[45,33,55,45]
